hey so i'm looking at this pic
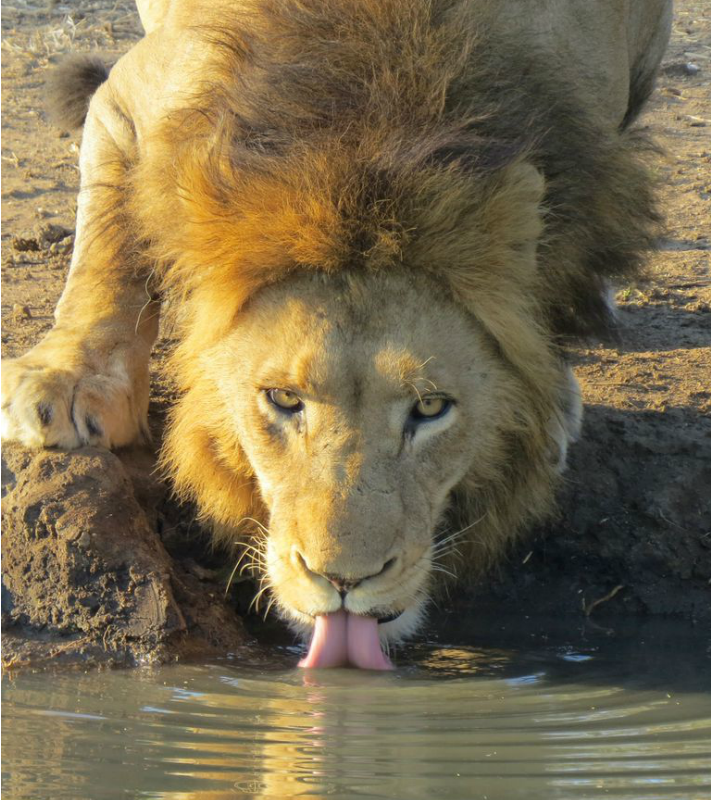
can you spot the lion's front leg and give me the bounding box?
[1,310,157,450]
[1,81,158,451]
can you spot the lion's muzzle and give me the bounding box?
[294,553,402,670]
[267,534,432,669]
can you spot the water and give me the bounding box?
[3,616,711,799]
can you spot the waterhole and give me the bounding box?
[2,616,710,799]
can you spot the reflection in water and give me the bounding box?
[2,622,711,800]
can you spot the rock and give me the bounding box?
[11,304,31,323]
[48,237,74,257]
[685,115,708,128]
[34,223,73,249]
[11,237,40,253]
[1,444,250,669]
[662,61,702,78]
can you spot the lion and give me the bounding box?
[1,0,672,669]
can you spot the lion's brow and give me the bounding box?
[259,372,314,394]
[258,351,322,394]
[397,356,438,392]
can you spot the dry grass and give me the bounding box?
[1,0,141,64]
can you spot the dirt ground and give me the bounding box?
[1,1,710,666]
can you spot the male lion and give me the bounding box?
[1,0,671,668]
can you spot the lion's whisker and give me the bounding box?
[235,544,265,569]
[249,580,273,614]
[431,539,464,558]
[429,563,458,581]
[236,516,272,537]
[262,595,278,621]
[431,514,487,559]
[224,555,249,597]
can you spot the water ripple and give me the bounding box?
[3,630,710,800]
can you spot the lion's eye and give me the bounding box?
[267,388,304,413]
[410,396,452,421]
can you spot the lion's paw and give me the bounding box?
[1,356,148,450]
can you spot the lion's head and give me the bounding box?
[218,269,526,652]
[160,263,580,667]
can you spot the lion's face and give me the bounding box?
[208,269,522,652]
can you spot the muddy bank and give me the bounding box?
[1,443,251,669]
[463,403,711,625]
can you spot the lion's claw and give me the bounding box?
[1,357,147,450]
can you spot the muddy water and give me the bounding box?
[3,618,710,800]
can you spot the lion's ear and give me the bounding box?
[413,160,555,396]
[412,159,546,305]
[408,158,545,281]
[485,161,545,257]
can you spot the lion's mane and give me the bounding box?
[128,0,660,567]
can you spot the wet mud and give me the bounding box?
[1,444,250,668]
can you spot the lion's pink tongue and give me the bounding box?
[298,610,349,668]
[346,613,394,670]
[298,610,394,670]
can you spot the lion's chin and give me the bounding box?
[298,610,394,670]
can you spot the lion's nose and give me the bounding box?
[324,574,363,596]
[297,552,397,596]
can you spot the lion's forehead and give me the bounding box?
[257,322,467,408]
[237,271,489,404]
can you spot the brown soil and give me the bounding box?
[1,1,710,667]
[1,442,252,668]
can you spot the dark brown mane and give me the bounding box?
[139,0,660,340]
